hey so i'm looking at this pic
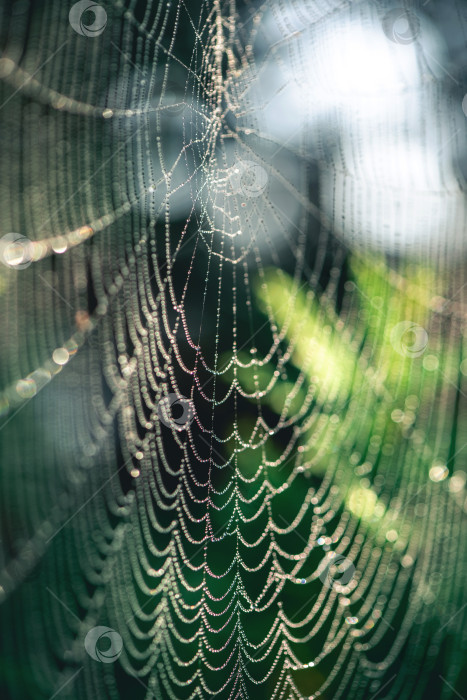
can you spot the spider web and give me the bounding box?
[1,1,467,699]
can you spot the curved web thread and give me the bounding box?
[0,1,467,699]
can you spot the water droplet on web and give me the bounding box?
[52,348,70,366]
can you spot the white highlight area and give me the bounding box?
[301,15,420,98]
[251,0,466,259]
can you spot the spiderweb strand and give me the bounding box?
[0,1,467,699]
